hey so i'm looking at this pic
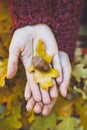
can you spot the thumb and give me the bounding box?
[7,45,20,79]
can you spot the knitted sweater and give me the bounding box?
[8,0,83,61]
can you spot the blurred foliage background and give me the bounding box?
[0,0,87,130]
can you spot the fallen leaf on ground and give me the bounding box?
[56,116,82,130]
[0,59,8,87]
[72,64,87,82]
[30,112,57,130]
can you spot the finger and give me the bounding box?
[40,89,51,104]
[21,56,42,103]
[41,33,63,83]
[7,45,20,79]
[24,82,31,100]
[26,72,41,102]
[26,97,35,111]
[50,80,58,99]
[34,102,43,113]
[42,98,57,116]
[59,51,72,97]
[52,53,63,83]
[59,64,72,97]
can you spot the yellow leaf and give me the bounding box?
[72,64,87,82]
[0,59,8,87]
[34,67,58,90]
[36,39,52,62]
[28,65,34,72]
[0,41,8,58]
[28,66,58,90]
[28,39,58,90]
[0,0,12,34]
[75,99,87,130]
[28,110,35,123]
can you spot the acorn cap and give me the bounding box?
[32,56,50,72]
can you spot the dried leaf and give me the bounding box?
[75,99,87,130]
[54,96,74,117]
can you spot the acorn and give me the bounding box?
[32,56,50,72]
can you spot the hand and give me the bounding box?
[59,51,72,97]
[7,24,62,104]
[25,51,72,116]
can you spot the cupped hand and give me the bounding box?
[25,51,72,116]
[7,24,62,103]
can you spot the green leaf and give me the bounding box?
[72,64,87,82]
[56,116,82,130]
[74,86,87,99]
[30,112,57,130]
[0,107,22,130]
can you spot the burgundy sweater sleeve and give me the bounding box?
[8,0,83,61]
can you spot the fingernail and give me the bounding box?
[6,72,11,79]
[6,73,9,79]
[26,106,32,111]
[57,78,62,84]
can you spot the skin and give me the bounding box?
[7,24,72,116]
[25,51,72,116]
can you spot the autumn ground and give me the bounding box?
[0,1,87,130]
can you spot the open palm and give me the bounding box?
[7,24,62,105]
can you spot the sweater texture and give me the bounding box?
[8,0,83,61]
